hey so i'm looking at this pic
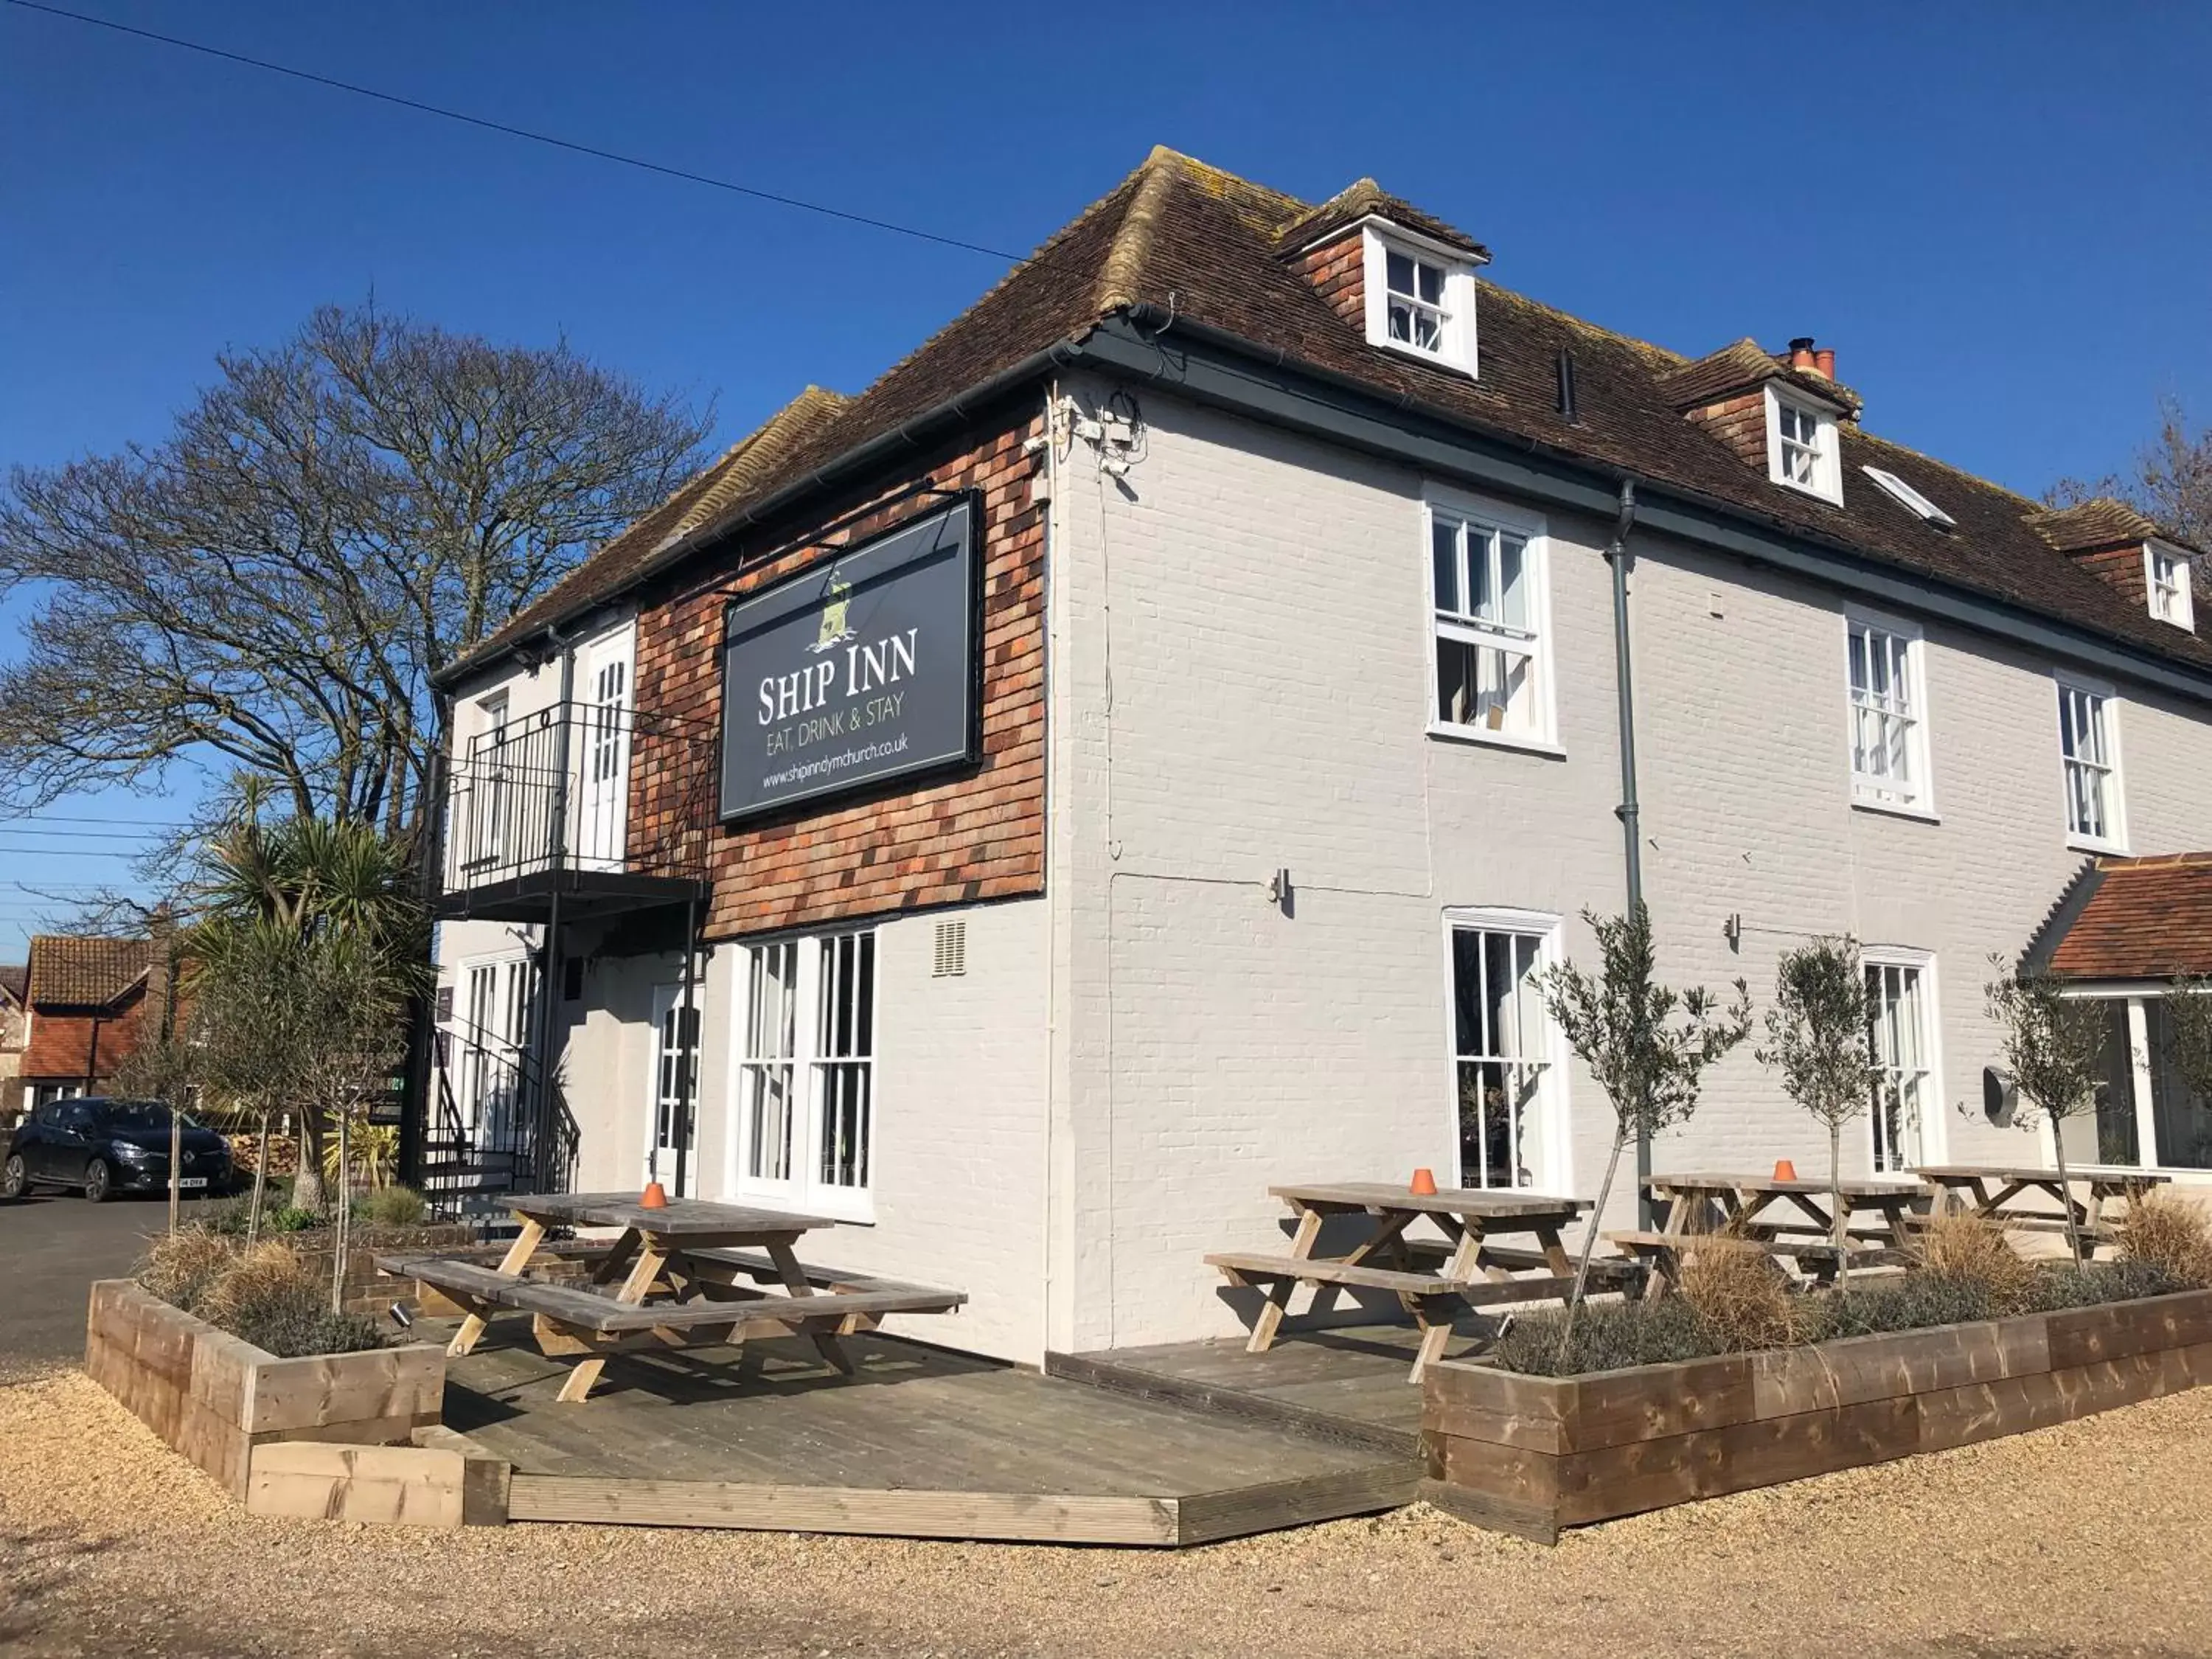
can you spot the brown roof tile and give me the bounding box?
[2026,498,2168,555]
[1656,337,1863,417]
[1273,176,1489,260]
[24,935,156,1009]
[2046,855,2212,980]
[0,964,24,1004]
[449,146,2212,688]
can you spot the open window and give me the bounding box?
[1767,386,1843,504]
[1426,493,1554,750]
[1362,226,1478,373]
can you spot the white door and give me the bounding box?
[576,635,633,872]
[459,956,531,1145]
[647,983,703,1195]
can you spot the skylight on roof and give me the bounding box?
[1862,466,1955,529]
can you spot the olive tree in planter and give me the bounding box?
[1757,936,1888,1262]
[1985,961,2112,1262]
[2159,975,2212,1146]
[1537,905,1752,1357]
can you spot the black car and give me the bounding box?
[1,1098,234,1203]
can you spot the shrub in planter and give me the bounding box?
[137,1234,386,1358]
[1677,1225,1798,1352]
[354,1184,428,1228]
[1914,1209,2036,1312]
[2118,1190,2212,1289]
[1490,1298,1722,1377]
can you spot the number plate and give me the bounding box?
[177,1178,209,1190]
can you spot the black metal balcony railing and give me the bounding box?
[439,700,716,897]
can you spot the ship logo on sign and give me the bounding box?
[811,571,855,655]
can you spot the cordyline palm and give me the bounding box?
[184,804,429,1213]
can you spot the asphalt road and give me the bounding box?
[0,1192,230,1365]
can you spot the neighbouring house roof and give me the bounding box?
[2037,855,2212,981]
[0,964,24,1006]
[24,935,156,1010]
[442,145,2212,688]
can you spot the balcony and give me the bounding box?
[434,699,716,924]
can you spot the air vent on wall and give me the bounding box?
[932,919,967,978]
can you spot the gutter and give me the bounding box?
[438,338,1088,692]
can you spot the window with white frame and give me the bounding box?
[1428,501,1551,745]
[1767,387,1841,504]
[733,928,877,1214]
[1864,953,1936,1172]
[1447,913,1562,1189]
[2146,544,2194,630]
[1845,612,1931,813]
[1360,226,1477,372]
[2056,676,2125,849]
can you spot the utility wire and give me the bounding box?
[3,0,1032,265]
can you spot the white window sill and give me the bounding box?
[728,1189,877,1227]
[2067,833,2131,858]
[1851,794,1940,825]
[1427,721,1565,759]
[1370,335,1476,378]
[1772,475,1843,507]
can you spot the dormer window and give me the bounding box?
[1765,386,1841,504]
[2146,543,2194,630]
[1361,225,1477,372]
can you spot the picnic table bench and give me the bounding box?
[383,1192,962,1401]
[1625,1172,1927,1298]
[1914,1164,2169,1253]
[1206,1182,1596,1383]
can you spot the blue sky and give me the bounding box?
[2,0,2208,959]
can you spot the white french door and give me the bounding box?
[645,983,703,1194]
[575,633,633,872]
[730,929,877,1220]
[457,954,531,1144]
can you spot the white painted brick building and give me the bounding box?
[427,149,2212,1366]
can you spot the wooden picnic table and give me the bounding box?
[1620,1172,1928,1296]
[413,1193,958,1402]
[1205,1182,1593,1383]
[1915,1164,2170,1252]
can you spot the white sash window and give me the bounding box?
[731,928,877,1219]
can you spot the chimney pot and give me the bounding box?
[1788,337,1818,372]
[1814,347,1836,380]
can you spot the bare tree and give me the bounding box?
[0,302,709,836]
[1984,961,2111,1262]
[2048,396,2212,560]
[1537,905,1753,1357]
[1758,936,1886,1262]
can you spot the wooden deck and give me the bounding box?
[1046,1326,1457,1457]
[436,1320,1413,1545]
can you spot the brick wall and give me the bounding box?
[630,408,1048,942]
[1288,232,1365,330]
[2067,542,2149,609]
[1685,389,1767,470]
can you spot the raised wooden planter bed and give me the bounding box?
[1422,1287,2212,1543]
[85,1279,445,1500]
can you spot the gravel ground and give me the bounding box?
[4,1362,2211,1659]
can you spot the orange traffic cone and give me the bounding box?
[1773,1159,1798,1183]
[1410,1166,1439,1196]
[640,1180,669,1209]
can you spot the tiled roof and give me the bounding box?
[0,964,24,1004]
[1273,176,1488,260]
[2026,498,2169,555]
[24,935,156,1009]
[449,145,2212,685]
[2045,855,2212,980]
[1656,337,1863,418]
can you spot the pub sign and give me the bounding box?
[718,496,980,821]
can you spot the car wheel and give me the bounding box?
[83,1158,112,1203]
[0,1155,26,1200]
